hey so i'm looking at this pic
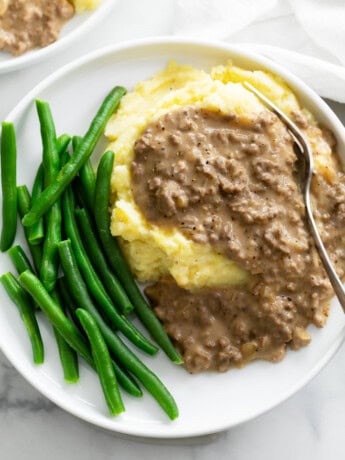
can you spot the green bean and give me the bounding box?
[72,137,93,211]
[28,164,44,245]
[8,243,39,311]
[22,87,126,227]
[76,308,124,416]
[36,100,59,186]
[56,276,79,322]
[75,208,133,315]
[40,200,61,292]
[9,241,67,376]
[36,100,61,292]
[0,272,43,364]
[62,187,157,355]
[56,134,71,154]
[1,122,17,252]
[58,240,178,420]
[51,288,79,384]
[8,245,35,275]
[73,136,95,212]
[94,151,183,365]
[72,136,82,152]
[27,135,70,247]
[17,185,42,273]
[17,269,138,399]
[18,270,93,367]
[112,361,142,398]
[72,177,89,210]
[56,276,142,397]
[12,262,81,382]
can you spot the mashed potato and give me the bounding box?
[105,61,336,290]
[72,0,100,12]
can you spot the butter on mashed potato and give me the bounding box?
[105,61,337,290]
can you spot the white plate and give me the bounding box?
[0,0,117,74]
[1,38,345,439]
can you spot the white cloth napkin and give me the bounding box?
[174,0,345,102]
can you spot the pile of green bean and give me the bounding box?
[0,86,182,420]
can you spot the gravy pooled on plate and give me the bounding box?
[131,106,345,373]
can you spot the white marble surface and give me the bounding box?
[1,0,345,458]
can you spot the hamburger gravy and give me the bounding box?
[0,0,74,56]
[131,106,345,373]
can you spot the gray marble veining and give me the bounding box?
[0,355,55,413]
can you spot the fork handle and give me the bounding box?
[305,196,345,313]
[243,81,345,313]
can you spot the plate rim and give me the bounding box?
[0,0,117,74]
[2,36,345,438]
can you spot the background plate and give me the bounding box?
[0,0,117,74]
[1,38,345,438]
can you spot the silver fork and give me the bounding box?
[244,82,345,313]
